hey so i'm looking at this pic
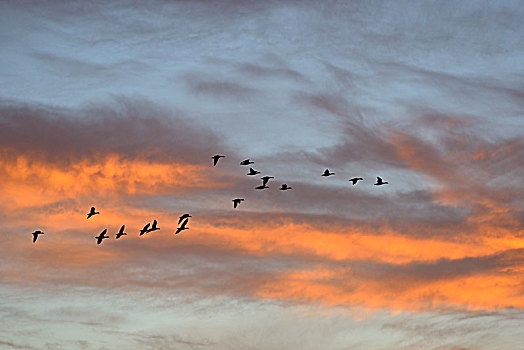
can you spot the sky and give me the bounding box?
[0,0,523,349]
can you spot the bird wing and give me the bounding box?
[119,225,125,233]
[180,218,189,229]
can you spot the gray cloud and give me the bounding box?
[0,98,229,165]
[185,74,259,99]
[31,51,150,79]
[350,249,524,286]
[0,340,39,350]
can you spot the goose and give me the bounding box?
[86,206,100,219]
[32,230,44,243]
[178,213,191,225]
[247,168,260,176]
[212,155,225,166]
[348,177,364,185]
[95,229,109,245]
[261,176,274,186]
[374,177,389,186]
[240,159,254,165]
[232,198,244,208]
[322,169,334,177]
[139,223,150,236]
[115,225,127,239]
[280,184,292,191]
[147,219,160,233]
[175,218,189,235]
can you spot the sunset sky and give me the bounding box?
[1,1,523,349]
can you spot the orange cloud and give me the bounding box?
[195,220,500,264]
[256,264,523,311]
[2,206,522,311]
[0,152,231,210]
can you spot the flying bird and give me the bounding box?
[348,177,364,185]
[240,159,254,165]
[32,230,44,243]
[255,184,269,190]
[212,154,225,166]
[374,177,389,186]
[322,169,335,177]
[147,219,160,233]
[86,206,100,219]
[139,223,151,236]
[175,218,189,235]
[261,176,274,186]
[232,198,244,208]
[178,213,191,225]
[280,184,292,191]
[115,225,127,239]
[95,229,109,245]
[247,168,260,176]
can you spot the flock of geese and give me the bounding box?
[32,208,192,244]
[216,155,389,209]
[31,154,389,244]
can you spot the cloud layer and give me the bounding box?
[1,0,523,349]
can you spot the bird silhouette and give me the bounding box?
[175,218,189,234]
[147,219,160,233]
[232,198,244,208]
[115,225,127,239]
[322,169,334,176]
[212,155,225,166]
[32,230,44,243]
[178,213,192,225]
[139,223,151,236]
[261,176,274,186]
[240,159,254,165]
[95,229,109,245]
[349,177,364,185]
[247,168,260,176]
[374,177,389,186]
[255,184,269,190]
[280,184,292,190]
[86,206,100,219]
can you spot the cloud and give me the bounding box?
[235,61,305,82]
[0,97,225,165]
[184,72,259,99]
[1,96,522,315]
[0,340,39,350]
[31,51,150,79]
